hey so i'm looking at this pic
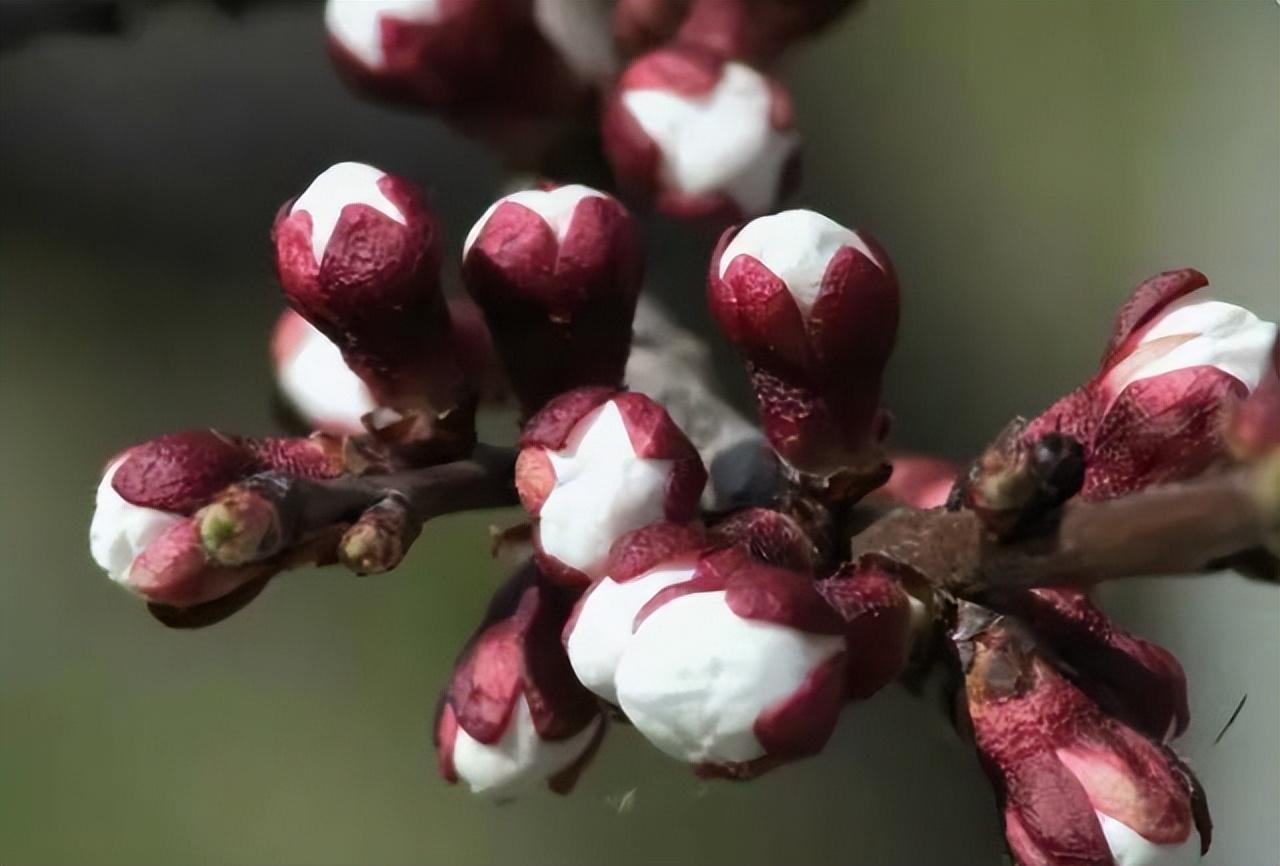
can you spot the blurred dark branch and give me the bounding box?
[849,456,1279,596]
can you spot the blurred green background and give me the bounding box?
[1,2,1277,864]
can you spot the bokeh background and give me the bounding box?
[1,2,1277,864]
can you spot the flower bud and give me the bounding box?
[272,298,502,433]
[435,565,604,799]
[708,209,899,494]
[602,45,800,222]
[273,162,474,447]
[326,1,614,167]
[958,616,1210,866]
[613,546,848,778]
[1004,588,1189,742]
[564,523,703,704]
[272,309,376,435]
[1027,269,1277,500]
[462,184,643,415]
[708,506,822,572]
[89,431,343,605]
[324,0,518,111]
[516,388,707,585]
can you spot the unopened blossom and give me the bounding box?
[602,45,800,222]
[708,208,899,490]
[271,309,377,435]
[1027,269,1277,500]
[435,565,604,799]
[708,506,822,572]
[324,0,517,111]
[958,614,1210,866]
[271,297,503,434]
[614,546,908,778]
[516,387,707,586]
[1004,588,1189,743]
[462,184,643,415]
[563,522,704,704]
[325,0,613,166]
[273,162,473,438]
[88,431,340,607]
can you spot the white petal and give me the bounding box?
[277,319,376,430]
[615,591,843,765]
[324,0,442,69]
[622,63,799,216]
[1097,812,1201,866]
[88,460,183,586]
[450,695,600,799]
[538,401,673,576]
[1120,290,1277,392]
[566,564,697,704]
[463,184,607,259]
[719,209,880,319]
[291,162,406,265]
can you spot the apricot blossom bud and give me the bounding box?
[273,162,473,443]
[1027,269,1276,500]
[603,45,800,222]
[271,309,376,435]
[435,565,604,799]
[563,522,703,704]
[958,614,1210,866]
[324,0,517,111]
[89,431,343,606]
[462,184,643,415]
[708,209,899,492]
[613,546,847,778]
[516,388,707,585]
[1004,588,1189,742]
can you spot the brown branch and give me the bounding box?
[849,456,1279,597]
[198,444,519,570]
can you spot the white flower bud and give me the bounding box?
[524,398,683,581]
[325,0,442,71]
[615,590,843,768]
[718,209,884,319]
[272,311,376,434]
[622,62,796,217]
[565,563,696,705]
[1104,288,1276,398]
[88,459,183,586]
[446,697,603,800]
[290,161,406,265]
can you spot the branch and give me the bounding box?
[198,444,518,574]
[849,456,1279,597]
